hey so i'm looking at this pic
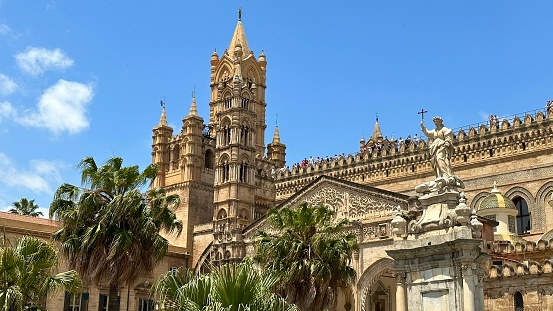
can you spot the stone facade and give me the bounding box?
[151,16,553,311]
[2,14,553,311]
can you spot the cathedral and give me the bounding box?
[150,14,553,311]
[1,12,552,311]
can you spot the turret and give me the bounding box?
[181,94,205,181]
[267,126,286,168]
[151,102,173,187]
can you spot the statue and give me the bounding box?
[421,116,454,178]
[416,116,464,194]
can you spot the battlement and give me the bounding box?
[274,111,553,199]
[486,238,553,279]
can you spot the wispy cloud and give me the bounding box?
[17,79,94,134]
[0,23,12,36]
[0,101,16,122]
[15,47,74,76]
[0,152,64,194]
[0,74,18,96]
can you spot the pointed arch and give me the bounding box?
[204,149,215,170]
[357,258,394,311]
[506,186,541,232]
[194,241,213,274]
[471,191,491,211]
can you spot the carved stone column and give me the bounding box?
[461,264,476,311]
[394,272,407,311]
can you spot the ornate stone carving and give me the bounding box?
[391,206,407,237]
[303,185,399,221]
[454,193,471,225]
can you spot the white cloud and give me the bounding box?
[15,47,74,76]
[0,101,16,121]
[0,152,63,194]
[0,74,18,96]
[18,79,94,134]
[0,24,11,36]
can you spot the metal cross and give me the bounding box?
[418,108,428,121]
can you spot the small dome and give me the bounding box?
[478,183,516,211]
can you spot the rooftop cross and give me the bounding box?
[238,8,242,21]
[418,108,428,121]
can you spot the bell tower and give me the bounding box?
[208,11,274,263]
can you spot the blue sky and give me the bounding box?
[1,1,552,216]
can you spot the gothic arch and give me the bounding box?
[219,153,230,164]
[220,116,232,127]
[194,241,213,274]
[506,186,542,232]
[239,154,251,163]
[357,258,394,311]
[213,60,233,81]
[536,181,553,203]
[536,182,553,228]
[217,208,228,220]
[242,61,261,82]
[204,149,214,169]
[471,191,490,211]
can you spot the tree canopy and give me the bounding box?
[151,259,298,311]
[9,198,43,217]
[0,235,81,311]
[49,156,182,311]
[254,203,358,311]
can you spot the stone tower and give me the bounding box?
[151,96,216,263]
[267,125,286,168]
[151,105,172,188]
[207,13,283,263]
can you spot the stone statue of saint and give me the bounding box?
[420,116,454,179]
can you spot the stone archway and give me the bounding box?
[357,258,395,311]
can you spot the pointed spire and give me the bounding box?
[158,100,168,126]
[371,115,383,140]
[189,91,198,116]
[228,11,250,58]
[272,126,281,144]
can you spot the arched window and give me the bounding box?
[514,291,524,311]
[240,125,249,146]
[241,97,249,110]
[514,197,531,234]
[172,146,180,170]
[239,162,248,183]
[204,149,214,169]
[222,162,230,182]
[224,96,232,109]
[217,209,227,220]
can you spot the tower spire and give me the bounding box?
[371,115,383,141]
[158,100,168,126]
[228,11,250,58]
[272,125,281,143]
[188,90,198,116]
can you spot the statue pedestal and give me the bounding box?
[387,190,489,311]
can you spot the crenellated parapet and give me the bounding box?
[274,110,553,200]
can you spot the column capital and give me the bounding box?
[394,272,407,283]
[461,263,477,276]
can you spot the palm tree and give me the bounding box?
[151,259,298,311]
[254,203,358,311]
[0,235,81,311]
[49,156,183,311]
[9,198,43,217]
